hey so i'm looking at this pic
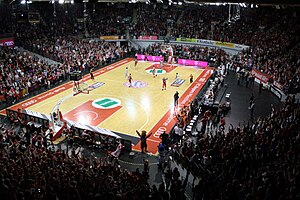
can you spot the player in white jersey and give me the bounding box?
[125,67,128,78]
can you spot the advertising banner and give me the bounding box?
[270,86,282,100]
[215,41,235,48]
[138,36,158,40]
[235,44,249,50]
[197,39,215,45]
[0,37,14,47]
[146,55,163,62]
[136,54,163,62]
[100,36,119,40]
[176,37,197,43]
[136,54,147,60]
[273,81,283,91]
[251,68,270,83]
[178,58,208,67]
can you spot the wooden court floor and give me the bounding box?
[2,58,212,153]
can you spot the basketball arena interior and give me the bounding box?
[0,0,299,199]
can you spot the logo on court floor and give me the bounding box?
[123,80,148,88]
[88,82,105,90]
[171,79,185,87]
[146,69,166,75]
[92,98,121,109]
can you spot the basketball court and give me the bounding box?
[1,58,212,153]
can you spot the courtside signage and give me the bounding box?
[92,98,121,109]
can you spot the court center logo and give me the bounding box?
[92,98,121,109]
[146,69,166,75]
[123,80,148,88]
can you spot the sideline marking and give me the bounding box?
[132,69,212,154]
[1,58,133,115]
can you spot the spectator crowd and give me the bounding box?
[0,2,299,199]
[172,96,300,199]
[0,47,68,106]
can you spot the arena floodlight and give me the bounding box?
[58,0,64,3]
[178,1,182,5]
[20,0,25,4]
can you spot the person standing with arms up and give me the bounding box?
[136,130,152,153]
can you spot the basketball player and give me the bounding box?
[190,74,193,83]
[128,73,133,87]
[162,77,168,90]
[125,67,128,78]
[160,59,163,69]
[90,67,94,80]
[152,66,156,78]
[73,80,80,91]
[135,59,138,67]
[175,73,180,81]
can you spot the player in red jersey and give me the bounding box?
[152,66,156,78]
[128,73,133,87]
[162,77,168,90]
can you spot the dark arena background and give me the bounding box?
[0,0,299,199]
